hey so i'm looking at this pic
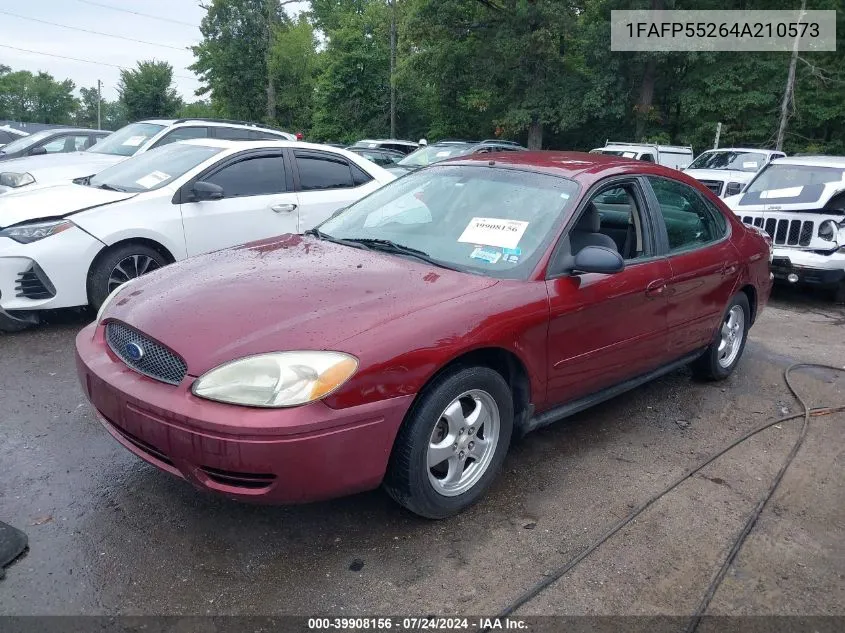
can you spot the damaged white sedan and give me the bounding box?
[725,155,845,302]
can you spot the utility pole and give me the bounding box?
[713,122,722,149]
[776,0,806,151]
[389,0,397,138]
[265,0,277,123]
[97,79,102,130]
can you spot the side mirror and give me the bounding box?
[191,181,223,201]
[29,146,48,156]
[572,246,625,275]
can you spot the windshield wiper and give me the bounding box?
[341,238,461,271]
[97,183,128,192]
[305,228,367,250]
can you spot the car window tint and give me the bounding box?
[41,134,92,153]
[648,177,722,252]
[351,162,374,185]
[205,155,286,198]
[214,127,253,140]
[153,126,208,147]
[295,153,354,190]
[639,154,655,162]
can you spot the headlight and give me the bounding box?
[724,182,743,197]
[192,351,359,408]
[0,219,73,244]
[0,172,35,188]
[96,276,140,322]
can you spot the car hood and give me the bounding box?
[107,234,499,375]
[684,168,755,184]
[0,183,136,228]
[724,179,845,212]
[0,152,124,191]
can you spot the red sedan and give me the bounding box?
[76,152,773,518]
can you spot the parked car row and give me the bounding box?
[0,118,839,518]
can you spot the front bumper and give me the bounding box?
[0,226,104,314]
[771,246,845,287]
[75,322,414,504]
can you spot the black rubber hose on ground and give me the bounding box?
[493,363,845,628]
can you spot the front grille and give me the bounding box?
[200,466,276,490]
[15,265,56,300]
[699,180,724,196]
[741,215,814,247]
[106,321,187,385]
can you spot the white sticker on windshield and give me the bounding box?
[435,151,451,158]
[742,161,759,169]
[135,170,171,189]
[760,186,802,198]
[458,217,529,250]
[122,135,147,147]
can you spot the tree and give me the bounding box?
[0,68,77,124]
[269,15,318,133]
[310,0,391,142]
[118,60,182,121]
[191,0,283,124]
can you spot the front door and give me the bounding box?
[545,180,673,406]
[180,151,299,256]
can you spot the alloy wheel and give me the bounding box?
[717,305,745,368]
[107,255,161,294]
[427,389,500,497]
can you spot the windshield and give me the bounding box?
[317,165,579,279]
[745,164,845,194]
[601,150,638,159]
[398,144,471,168]
[89,143,222,193]
[87,122,164,157]
[689,151,767,172]
[0,129,53,154]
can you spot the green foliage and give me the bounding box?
[269,15,318,133]
[118,60,183,121]
[0,67,77,124]
[179,100,218,119]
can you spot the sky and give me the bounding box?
[1,0,307,102]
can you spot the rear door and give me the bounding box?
[179,149,299,255]
[291,149,383,231]
[644,176,738,357]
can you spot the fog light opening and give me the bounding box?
[787,273,799,284]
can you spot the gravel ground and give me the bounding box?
[0,286,842,619]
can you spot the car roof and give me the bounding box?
[139,118,288,134]
[179,139,364,155]
[770,155,845,167]
[444,150,694,184]
[355,139,417,145]
[700,147,782,155]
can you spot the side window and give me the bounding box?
[41,134,91,153]
[153,126,208,148]
[578,184,649,261]
[351,162,374,185]
[203,155,286,198]
[647,177,723,253]
[639,153,655,163]
[213,127,253,141]
[295,152,355,190]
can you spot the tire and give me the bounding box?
[833,280,845,304]
[384,366,514,519]
[87,243,168,310]
[691,292,751,381]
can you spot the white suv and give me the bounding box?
[0,118,295,195]
[725,156,845,302]
[685,148,785,198]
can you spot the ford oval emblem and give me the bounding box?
[125,342,145,361]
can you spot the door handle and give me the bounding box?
[721,262,739,277]
[271,203,297,213]
[645,279,667,298]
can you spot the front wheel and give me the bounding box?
[384,366,513,519]
[691,292,750,381]
[87,243,167,310]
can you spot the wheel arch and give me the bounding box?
[86,237,176,302]
[738,283,758,324]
